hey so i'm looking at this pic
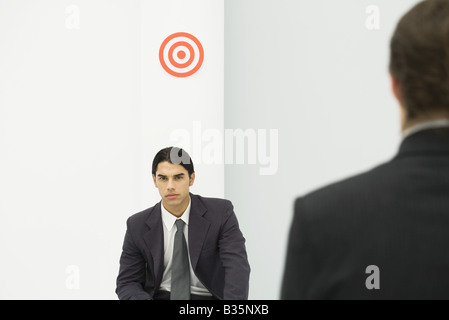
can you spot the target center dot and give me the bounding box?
[177,51,186,59]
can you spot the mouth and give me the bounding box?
[166,194,179,200]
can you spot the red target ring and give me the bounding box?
[168,41,195,69]
[159,32,204,78]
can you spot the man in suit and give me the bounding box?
[281,0,449,299]
[116,147,250,300]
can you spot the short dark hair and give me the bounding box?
[389,0,449,121]
[152,147,195,177]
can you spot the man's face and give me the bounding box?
[153,161,195,215]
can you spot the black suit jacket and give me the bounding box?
[281,128,449,299]
[116,193,250,300]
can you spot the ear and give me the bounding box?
[391,74,408,129]
[189,172,195,187]
[152,174,158,187]
[391,74,402,105]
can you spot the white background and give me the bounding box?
[0,0,420,299]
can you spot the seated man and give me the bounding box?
[116,147,250,300]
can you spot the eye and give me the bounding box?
[159,176,167,181]
[175,176,183,180]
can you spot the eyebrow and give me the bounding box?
[157,173,185,178]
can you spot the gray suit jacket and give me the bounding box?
[116,193,250,300]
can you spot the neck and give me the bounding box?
[401,117,449,140]
[402,112,449,132]
[162,197,190,218]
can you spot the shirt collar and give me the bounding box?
[402,118,449,141]
[160,196,191,231]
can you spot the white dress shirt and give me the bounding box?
[159,197,212,296]
[402,118,449,140]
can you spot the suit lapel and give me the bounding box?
[143,202,164,289]
[188,194,210,270]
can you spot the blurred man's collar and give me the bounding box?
[402,118,449,140]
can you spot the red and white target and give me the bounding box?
[159,32,204,78]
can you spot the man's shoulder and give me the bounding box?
[288,161,399,238]
[296,160,396,211]
[190,193,234,218]
[191,194,238,228]
[191,193,232,207]
[126,202,160,225]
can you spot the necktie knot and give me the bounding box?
[175,219,185,231]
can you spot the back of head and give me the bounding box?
[390,0,449,121]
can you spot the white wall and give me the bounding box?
[0,0,223,299]
[224,0,421,299]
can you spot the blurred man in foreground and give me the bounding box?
[281,0,449,299]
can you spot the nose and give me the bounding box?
[167,178,175,190]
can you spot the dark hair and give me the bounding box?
[152,147,195,177]
[389,0,449,121]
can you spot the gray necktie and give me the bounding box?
[170,219,191,300]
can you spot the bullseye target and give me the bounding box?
[159,32,204,78]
